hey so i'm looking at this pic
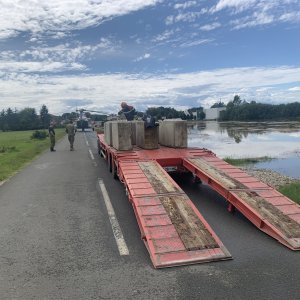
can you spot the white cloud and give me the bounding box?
[174,1,197,10]
[199,22,221,31]
[280,11,300,23]
[0,61,85,73]
[134,53,151,62]
[152,30,175,42]
[179,39,213,47]
[231,11,274,29]
[211,0,257,13]
[210,1,300,29]
[165,11,202,25]
[0,0,160,40]
[288,87,300,91]
[1,65,300,114]
[0,39,119,73]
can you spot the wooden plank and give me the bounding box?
[160,195,218,250]
[189,158,244,189]
[139,161,180,194]
[235,191,300,238]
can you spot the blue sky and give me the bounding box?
[0,0,299,115]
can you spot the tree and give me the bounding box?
[40,104,50,129]
[232,95,242,106]
[19,108,39,130]
[211,101,225,108]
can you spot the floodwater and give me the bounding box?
[188,121,300,179]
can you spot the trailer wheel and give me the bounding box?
[107,155,112,172]
[97,140,101,155]
[112,165,118,180]
[193,174,202,184]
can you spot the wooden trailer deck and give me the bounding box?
[118,160,231,268]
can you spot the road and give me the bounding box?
[0,131,299,299]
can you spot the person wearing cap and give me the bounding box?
[65,120,77,151]
[118,101,136,121]
[48,121,56,152]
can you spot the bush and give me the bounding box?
[31,130,47,140]
[0,146,17,153]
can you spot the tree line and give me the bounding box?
[145,106,205,120]
[0,105,53,131]
[1,97,299,132]
[219,95,300,121]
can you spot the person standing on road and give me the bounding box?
[48,121,56,152]
[65,120,76,151]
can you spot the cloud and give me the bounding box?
[0,0,161,40]
[230,11,274,29]
[288,87,300,91]
[199,22,221,31]
[0,61,85,73]
[0,39,119,73]
[211,0,257,13]
[152,30,175,42]
[210,1,300,29]
[179,39,213,48]
[134,53,151,62]
[1,65,300,114]
[174,1,197,10]
[165,11,202,25]
[279,11,300,23]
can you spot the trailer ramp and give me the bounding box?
[118,160,231,268]
[183,157,300,250]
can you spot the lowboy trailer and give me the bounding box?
[97,133,300,268]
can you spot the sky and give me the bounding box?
[0,0,300,115]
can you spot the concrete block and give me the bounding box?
[111,121,132,150]
[159,119,187,148]
[136,122,159,149]
[130,121,138,145]
[104,121,113,146]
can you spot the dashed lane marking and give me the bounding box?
[98,179,129,256]
[89,149,95,160]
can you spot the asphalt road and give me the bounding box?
[0,131,299,300]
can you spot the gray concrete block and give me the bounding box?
[159,119,187,148]
[104,121,113,146]
[136,122,159,149]
[130,121,138,145]
[111,121,132,150]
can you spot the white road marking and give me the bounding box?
[89,149,95,160]
[83,132,89,146]
[98,179,129,256]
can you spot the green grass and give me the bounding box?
[279,183,300,205]
[225,156,300,204]
[224,156,272,166]
[0,129,65,181]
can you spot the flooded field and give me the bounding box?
[188,121,300,179]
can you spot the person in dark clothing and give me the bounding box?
[118,101,136,121]
[48,122,56,152]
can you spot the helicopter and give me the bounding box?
[76,108,107,131]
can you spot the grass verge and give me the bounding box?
[278,183,300,205]
[224,156,272,166]
[0,129,65,182]
[225,157,300,204]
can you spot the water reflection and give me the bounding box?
[188,121,300,159]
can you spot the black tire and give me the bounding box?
[112,165,118,180]
[97,140,101,155]
[193,174,202,184]
[107,155,112,172]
